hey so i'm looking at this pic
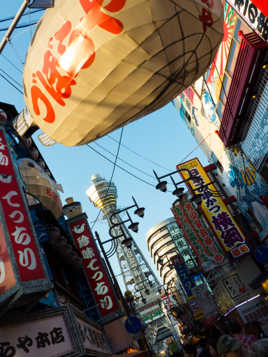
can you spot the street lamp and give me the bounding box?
[107,196,145,249]
[153,168,223,202]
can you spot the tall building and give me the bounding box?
[87,175,172,351]
[146,217,196,295]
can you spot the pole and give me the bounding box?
[0,0,30,54]
[95,231,129,315]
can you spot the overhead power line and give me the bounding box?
[90,128,124,230]
[0,9,43,23]
[106,135,172,172]
[0,71,23,94]
[87,144,156,188]
[92,141,154,179]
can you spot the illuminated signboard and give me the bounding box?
[0,127,51,306]
[68,215,120,319]
[177,158,250,258]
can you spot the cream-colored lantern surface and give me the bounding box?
[23,0,224,146]
[18,159,62,218]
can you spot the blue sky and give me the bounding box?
[0,2,209,287]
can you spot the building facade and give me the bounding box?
[173,0,268,243]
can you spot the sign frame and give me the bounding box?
[0,126,52,308]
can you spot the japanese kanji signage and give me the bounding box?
[173,260,194,297]
[0,128,50,305]
[69,215,119,318]
[177,158,250,258]
[226,0,268,41]
[0,305,111,356]
[172,199,226,271]
[23,0,224,146]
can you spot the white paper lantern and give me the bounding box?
[18,158,62,218]
[24,0,223,146]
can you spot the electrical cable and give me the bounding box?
[0,54,23,74]
[0,9,43,23]
[0,21,37,32]
[106,135,172,172]
[87,144,156,189]
[0,71,23,94]
[92,141,154,179]
[89,128,125,231]
[0,68,22,88]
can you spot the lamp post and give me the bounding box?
[95,197,145,312]
[153,168,224,203]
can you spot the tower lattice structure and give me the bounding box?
[87,175,172,350]
[87,174,160,303]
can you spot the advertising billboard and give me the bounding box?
[0,305,111,356]
[177,158,250,258]
[0,127,51,306]
[68,215,120,319]
[172,198,226,271]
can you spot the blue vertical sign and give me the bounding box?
[174,261,194,297]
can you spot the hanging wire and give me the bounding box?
[0,68,22,88]
[0,54,23,74]
[87,144,156,188]
[106,135,172,172]
[0,9,43,23]
[89,128,125,231]
[0,71,23,94]
[92,141,154,179]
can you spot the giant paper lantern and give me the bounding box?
[18,158,62,218]
[23,0,224,146]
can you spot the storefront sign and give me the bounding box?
[177,158,250,258]
[172,198,225,271]
[173,260,194,297]
[69,215,119,318]
[226,0,268,41]
[237,296,268,330]
[0,128,46,281]
[222,273,248,300]
[0,305,110,356]
[76,317,110,353]
[0,127,51,306]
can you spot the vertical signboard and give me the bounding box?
[226,0,268,41]
[177,158,250,259]
[0,127,50,306]
[171,256,194,297]
[69,215,120,318]
[172,201,225,271]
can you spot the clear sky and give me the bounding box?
[0,1,209,288]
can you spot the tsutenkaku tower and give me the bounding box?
[86,174,160,304]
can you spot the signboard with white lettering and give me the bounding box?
[0,305,111,356]
[226,0,268,41]
[0,127,51,307]
[68,215,120,320]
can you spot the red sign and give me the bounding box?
[251,0,268,17]
[69,217,119,317]
[0,221,16,295]
[0,129,46,281]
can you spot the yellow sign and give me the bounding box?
[177,158,249,258]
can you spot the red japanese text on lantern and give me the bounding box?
[69,217,119,317]
[30,0,126,124]
[0,129,45,281]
